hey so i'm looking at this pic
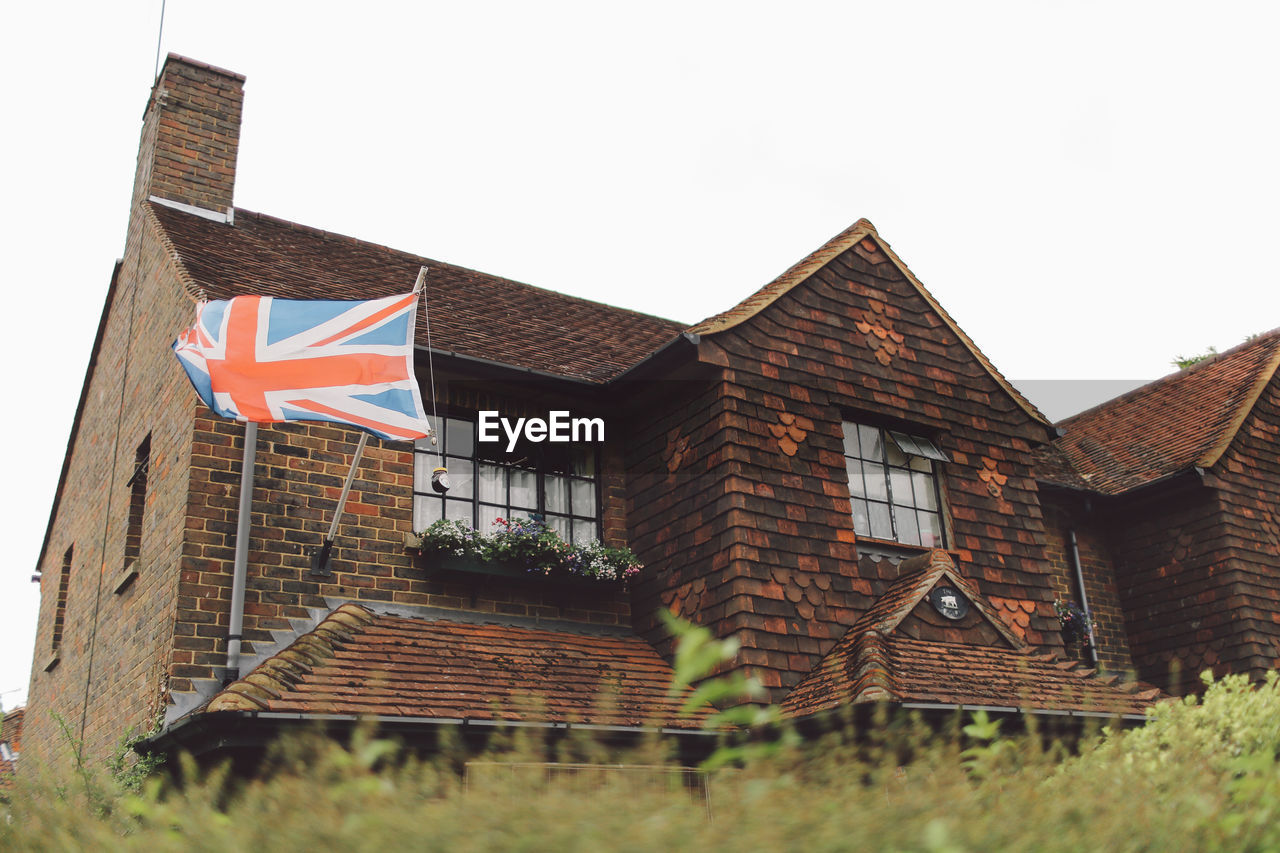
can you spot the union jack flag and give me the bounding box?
[173,291,432,441]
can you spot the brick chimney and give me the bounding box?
[131,54,245,218]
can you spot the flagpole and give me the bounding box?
[224,421,257,685]
[309,432,370,577]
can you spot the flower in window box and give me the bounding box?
[415,516,642,583]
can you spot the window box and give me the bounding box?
[425,553,623,589]
[404,520,642,587]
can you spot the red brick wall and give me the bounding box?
[170,388,634,694]
[135,57,243,216]
[25,214,199,767]
[1038,494,1135,672]
[628,236,1060,701]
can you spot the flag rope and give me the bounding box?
[417,266,443,466]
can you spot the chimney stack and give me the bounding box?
[132,54,245,218]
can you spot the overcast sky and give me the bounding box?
[2,2,1277,711]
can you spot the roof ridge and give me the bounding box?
[686,218,1049,427]
[227,206,687,328]
[1057,326,1280,429]
[206,603,376,712]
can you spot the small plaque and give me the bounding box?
[929,585,969,621]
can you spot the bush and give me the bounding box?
[3,672,1278,851]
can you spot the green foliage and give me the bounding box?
[660,610,800,770]
[1173,346,1219,369]
[107,709,166,793]
[4,672,1278,851]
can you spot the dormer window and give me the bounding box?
[413,415,601,543]
[842,422,948,548]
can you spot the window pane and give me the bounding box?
[845,458,866,498]
[547,514,571,540]
[413,495,442,531]
[413,454,434,494]
[572,448,596,478]
[541,443,573,474]
[571,479,596,517]
[445,499,471,524]
[889,467,912,505]
[571,520,598,545]
[918,511,943,548]
[857,424,881,460]
[446,417,474,457]
[545,475,569,513]
[885,440,908,467]
[869,502,894,540]
[478,504,502,532]
[841,423,859,457]
[864,464,889,501]
[510,468,536,509]
[908,455,932,473]
[446,457,474,500]
[911,470,938,511]
[894,505,920,546]
[851,499,871,537]
[478,463,504,504]
[414,435,435,453]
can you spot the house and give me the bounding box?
[33,53,1267,771]
[1034,333,1280,694]
[0,708,22,793]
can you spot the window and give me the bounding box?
[842,422,948,548]
[52,546,71,652]
[413,415,601,544]
[124,435,150,569]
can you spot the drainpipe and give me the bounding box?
[1067,529,1100,667]
[225,421,258,684]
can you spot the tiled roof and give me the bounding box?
[687,219,1050,427]
[782,552,1160,718]
[147,202,687,383]
[205,604,709,729]
[0,708,21,791]
[1038,329,1280,494]
[2,708,23,753]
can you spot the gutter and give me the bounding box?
[140,709,719,761]
[605,332,702,384]
[896,702,1150,723]
[413,345,602,386]
[1067,530,1101,667]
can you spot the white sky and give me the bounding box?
[2,1,1277,711]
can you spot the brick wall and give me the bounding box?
[26,54,240,765]
[133,56,244,216]
[170,384,634,694]
[25,213,199,766]
[1038,494,1135,672]
[628,235,1061,701]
